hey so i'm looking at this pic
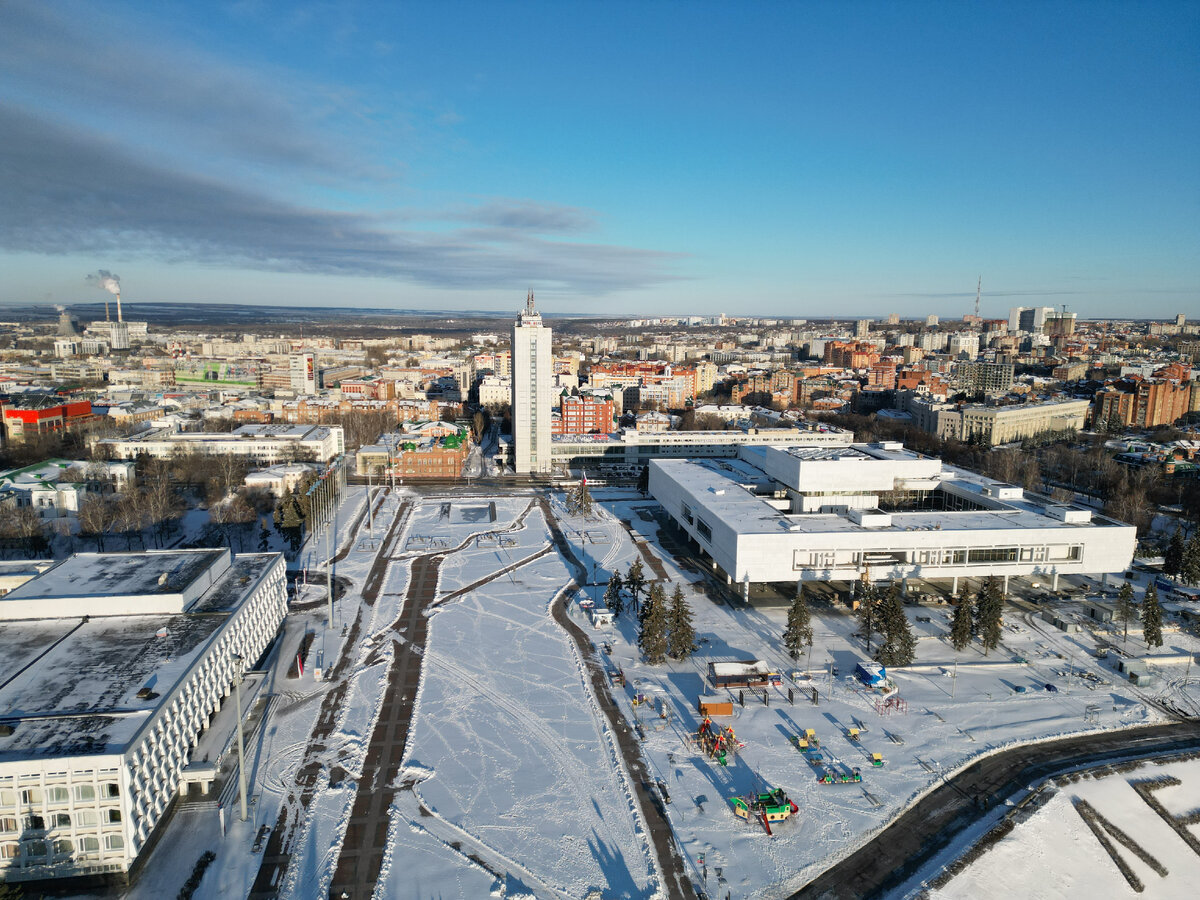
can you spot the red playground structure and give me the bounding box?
[695,716,744,766]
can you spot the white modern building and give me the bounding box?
[548,422,852,468]
[0,549,287,885]
[511,292,553,474]
[95,424,344,465]
[289,351,319,395]
[649,442,1137,601]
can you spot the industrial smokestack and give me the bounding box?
[85,270,122,322]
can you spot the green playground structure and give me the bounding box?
[730,787,799,835]
[817,767,862,785]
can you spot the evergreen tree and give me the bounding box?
[1182,532,1200,587]
[1115,581,1136,646]
[950,597,973,652]
[278,496,305,556]
[641,581,666,631]
[639,586,669,664]
[667,584,697,661]
[566,478,594,518]
[875,582,917,667]
[783,588,814,661]
[1164,528,1185,578]
[1142,583,1164,649]
[625,558,647,616]
[603,571,624,617]
[975,576,1004,656]
[855,582,880,653]
[258,521,270,552]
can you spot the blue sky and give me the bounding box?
[1,0,1197,318]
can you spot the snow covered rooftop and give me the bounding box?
[650,455,1130,536]
[0,553,279,760]
[1,549,229,617]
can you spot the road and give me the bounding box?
[540,498,698,900]
[326,550,441,899]
[791,720,1200,900]
[248,497,409,900]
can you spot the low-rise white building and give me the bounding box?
[0,460,135,519]
[243,463,318,498]
[649,442,1137,600]
[543,422,853,469]
[95,424,344,464]
[0,549,287,886]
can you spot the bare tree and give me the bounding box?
[0,506,48,558]
[113,491,147,550]
[210,493,257,550]
[77,496,113,551]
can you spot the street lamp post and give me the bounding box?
[367,465,375,538]
[231,654,248,822]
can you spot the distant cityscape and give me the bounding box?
[0,290,1199,896]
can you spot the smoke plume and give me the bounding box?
[85,269,121,295]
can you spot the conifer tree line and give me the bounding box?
[949,575,1005,656]
[1163,527,1200,587]
[600,559,696,666]
[851,581,918,667]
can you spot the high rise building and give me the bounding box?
[925,315,939,327]
[855,319,871,337]
[511,292,552,474]
[1176,313,1187,328]
[290,351,319,394]
[1008,306,1056,333]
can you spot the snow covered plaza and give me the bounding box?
[5,479,1197,899]
[0,549,287,886]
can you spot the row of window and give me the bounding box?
[0,784,119,807]
[0,833,124,860]
[0,808,121,832]
[796,545,1086,570]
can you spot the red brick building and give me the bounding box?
[1093,375,1193,429]
[552,394,615,434]
[589,363,698,402]
[823,341,881,369]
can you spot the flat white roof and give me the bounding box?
[2,549,226,606]
[652,456,1128,536]
[0,553,279,760]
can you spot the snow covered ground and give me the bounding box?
[927,757,1200,900]
[98,483,1200,900]
[377,498,661,899]
[546,488,1198,899]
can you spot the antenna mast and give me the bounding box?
[974,276,981,321]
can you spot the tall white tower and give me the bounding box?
[290,351,318,395]
[511,291,552,474]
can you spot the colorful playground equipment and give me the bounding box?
[817,767,862,785]
[696,717,744,766]
[871,752,884,767]
[729,787,798,836]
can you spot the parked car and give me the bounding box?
[1044,683,1059,693]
